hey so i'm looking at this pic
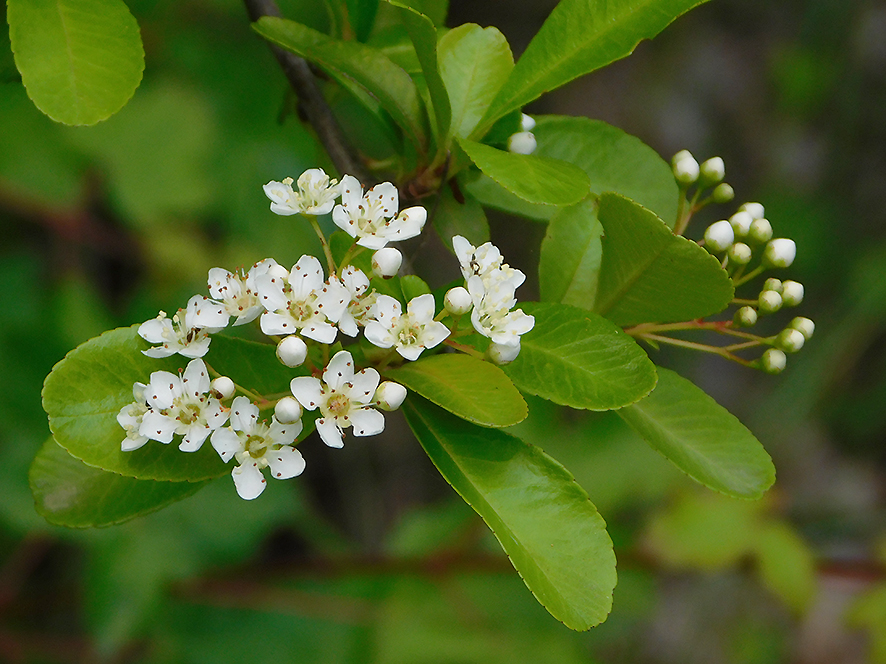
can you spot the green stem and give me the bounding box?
[444,338,485,359]
[637,333,754,367]
[308,216,336,276]
[733,265,765,287]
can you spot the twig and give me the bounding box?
[243,0,370,183]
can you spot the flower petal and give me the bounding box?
[290,377,324,411]
[316,417,344,448]
[210,427,242,463]
[349,408,385,437]
[267,446,306,480]
[323,350,355,390]
[232,461,267,500]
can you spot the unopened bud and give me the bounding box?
[781,280,804,307]
[375,381,407,411]
[673,154,700,185]
[763,238,796,268]
[711,183,735,203]
[508,131,537,155]
[211,376,235,400]
[699,156,725,185]
[372,247,402,278]
[734,306,758,327]
[728,242,753,265]
[763,278,783,294]
[789,316,815,340]
[729,211,754,237]
[740,202,765,220]
[274,396,303,424]
[758,290,783,314]
[748,218,773,243]
[776,328,806,353]
[704,220,735,252]
[760,348,787,374]
[520,113,536,132]
[487,341,521,365]
[277,335,308,367]
[444,286,472,315]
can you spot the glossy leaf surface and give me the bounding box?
[539,200,604,308]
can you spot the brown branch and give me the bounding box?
[244,0,370,183]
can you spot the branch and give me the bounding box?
[243,0,370,183]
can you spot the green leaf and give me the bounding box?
[539,200,604,308]
[403,397,616,630]
[432,185,490,251]
[534,116,679,224]
[7,0,144,125]
[43,326,298,482]
[456,137,590,207]
[438,24,513,141]
[594,193,734,325]
[400,274,432,302]
[386,354,527,427]
[753,521,817,613]
[29,437,207,528]
[253,16,427,154]
[479,0,711,129]
[616,368,775,498]
[502,302,657,411]
[390,2,450,147]
[345,0,380,41]
[459,171,555,222]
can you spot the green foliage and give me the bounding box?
[7,0,144,125]
[403,397,617,631]
[539,200,604,307]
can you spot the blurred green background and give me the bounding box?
[2,0,885,662]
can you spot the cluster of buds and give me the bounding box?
[671,149,734,234]
[507,113,537,155]
[118,168,535,499]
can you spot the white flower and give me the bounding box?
[263,169,340,216]
[139,295,228,358]
[117,382,149,451]
[332,175,427,249]
[210,396,304,500]
[138,359,230,452]
[208,259,279,326]
[256,255,349,343]
[451,236,525,292]
[364,294,450,361]
[467,276,535,348]
[336,265,374,337]
[290,350,384,449]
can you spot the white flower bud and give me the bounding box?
[729,211,754,237]
[372,247,402,279]
[672,149,693,165]
[761,348,787,374]
[711,183,735,203]
[375,381,407,411]
[507,131,537,155]
[734,306,758,327]
[758,290,783,314]
[728,242,752,265]
[789,317,814,340]
[210,376,236,400]
[274,396,303,424]
[276,335,308,367]
[487,341,521,365]
[763,278,783,294]
[703,220,735,252]
[444,286,472,315]
[748,218,773,244]
[777,328,806,353]
[781,280,804,307]
[763,238,797,268]
[740,202,765,220]
[699,157,725,184]
[520,113,536,132]
[673,154,700,185]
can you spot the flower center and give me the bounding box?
[398,324,419,345]
[326,393,351,417]
[245,434,268,459]
[177,402,201,425]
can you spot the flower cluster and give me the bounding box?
[119,168,535,499]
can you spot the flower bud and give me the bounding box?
[763,238,796,268]
[758,290,783,314]
[372,247,402,279]
[277,335,308,367]
[211,376,235,400]
[487,341,521,365]
[776,328,806,353]
[789,316,815,340]
[520,113,536,132]
[672,149,693,165]
[699,157,725,185]
[740,202,765,220]
[763,277,783,294]
[748,218,773,244]
[444,286,472,315]
[704,220,735,252]
[274,396,303,424]
[781,280,804,307]
[729,211,754,237]
[375,381,407,411]
[728,242,752,265]
[760,348,787,374]
[507,131,537,155]
[733,306,758,327]
[672,153,700,185]
[711,183,735,203]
